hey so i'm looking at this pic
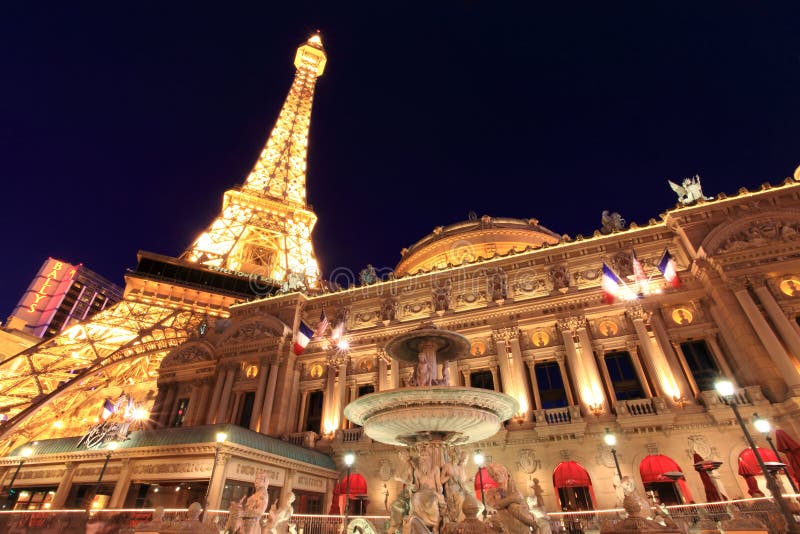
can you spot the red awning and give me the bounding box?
[553,461,592,488]
[333,473,367,495]
[640,454,693,503]
[738,448,779,476]
[640,454,683,483]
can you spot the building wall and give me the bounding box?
[148,177,800,513]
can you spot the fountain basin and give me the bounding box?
[344,386,518,446]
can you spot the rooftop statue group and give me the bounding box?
[388,445,546,534]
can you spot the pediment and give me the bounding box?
[216,315,290,347]
[161,341,215,369]
[700,209,800,256]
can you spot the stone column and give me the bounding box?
[460,365,471,387]
[525,360,542,410]
[150,383,167,426]
[336,363,348,429]
[296,390,310,433]
[693,259,785,399]
[448,360,460,386]
[260,362,280,434]
[627,304,683,403]
[554,352,576,405]
[206,453,230,510]
[281,469,296,506]
[558,317,606,412]
[731,279,800,396]
[488,362,500,392]
[491,333,515,394]
[575,324,609,409]
[754,279,800,361]
[704,336,737,384]
[51,462,77,509]
[215,365,237,425]
[626,342,654,398]
[390,358,401,389]
[250,357,270,430]
[206,369,227,425]
[182,381,199,427]
[593,347,617,410]
[229,392,242,425]
[378,353,388,391]
[506,330,534,417]
[649,311,695,403]
[322,365,337,435]
[670,341,702,396]
[158,384,177,427]
[286,364,302,432]
[347,382,358,428]
[109,458,132,508]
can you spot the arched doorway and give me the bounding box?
[639,454,693,505]
[738,448,784,497]
[553,461,596,511]
[329,473,368,515]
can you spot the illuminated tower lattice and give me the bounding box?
[182,33,326,287]
[0,34,327,450]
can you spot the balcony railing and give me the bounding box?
[0,497,790,533]
[335,427,364,443]
[617,397,659,416]
[534,405,583,425]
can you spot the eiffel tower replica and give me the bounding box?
[0,33,327,451]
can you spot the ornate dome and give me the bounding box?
[395,215,561,276]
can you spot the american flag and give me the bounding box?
[314,309,329,338]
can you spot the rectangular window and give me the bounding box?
[238,392,256,427]
[680,340,720,392]
[535,361,568,409]
[304,391,324,433]
[605,351,645,400]
[469,370,495,391]
[172,398,189,427]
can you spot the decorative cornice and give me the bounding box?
[557,316,586,333]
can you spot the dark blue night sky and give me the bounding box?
[1,3,799,317]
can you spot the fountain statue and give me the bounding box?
[483,463,538,534]
[242,471,271,534]
[599,477,681,533]
[344,324,518,534]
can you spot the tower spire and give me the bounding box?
[181,33,326,286]
[243,32,326,205]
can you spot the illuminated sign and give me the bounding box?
[27,260,77,313]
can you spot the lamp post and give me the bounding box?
[201,431,227,522]
[2,446,33,510]
[753,413,800,493]
[88,441,119,510]
[343,452,355,533]
[474,451,487,519]
[603,428,623,480]
[715,380,800,533]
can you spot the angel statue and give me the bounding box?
[600,210,626,234]
[668,175,714,205]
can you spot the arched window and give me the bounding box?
[639,454,692,505]
[553,461,595,511]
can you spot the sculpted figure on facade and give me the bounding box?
[360,264,378,286]
[548,265,570,292]
[432,280,452,313]
[381,297,399,322]
[486,268,508,302]
[668,175,713,205]
[243,471,271,534]
[600,210,626,234]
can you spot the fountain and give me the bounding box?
[344,324,521,534]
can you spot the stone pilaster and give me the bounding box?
[51,461,77,509]
[250,357,270,430]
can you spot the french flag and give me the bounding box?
[601,263,623,304]
[100,399,116,421]
[293,321,315,356]
[658,249,681,288]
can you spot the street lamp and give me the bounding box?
[474,451,487,519]
[2,446,33,510]
[603,428,623,480]
[753,413,799,493]
[715,380,800,533]
[343,452,355,533]
[88,441,119,510]
[201,431,227,522]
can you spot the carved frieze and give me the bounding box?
[161,343,213,368]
